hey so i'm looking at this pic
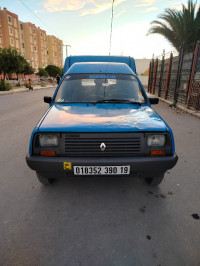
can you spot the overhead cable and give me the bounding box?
[17,0,68,43]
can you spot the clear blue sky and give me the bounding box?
[1,0,189,58]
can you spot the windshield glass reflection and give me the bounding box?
[54,74,147,103]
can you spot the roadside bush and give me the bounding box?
[40,82,46,87]
[15,81,21,87]
[0,80,12,91]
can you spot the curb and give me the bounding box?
[0,85,57,96]
[147,92,200,119]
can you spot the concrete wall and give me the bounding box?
[138,75,148,87]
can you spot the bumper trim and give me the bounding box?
[26,154,178,178]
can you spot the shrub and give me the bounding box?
[40,82,46,87]
[0,80,12,91]
[15,81,21,87]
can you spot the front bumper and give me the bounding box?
[26,154,178,179]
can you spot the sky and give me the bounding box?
[0,0,190,59]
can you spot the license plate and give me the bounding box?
[73,166,130,175]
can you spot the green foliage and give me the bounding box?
[0,47,34,78]
[15,82,21,87]
[0,47,20,77]
[148,0,200,52]
[0,80,12,91]
[38,68,48,77]
[45,65,62,78]
[23,62,34,75]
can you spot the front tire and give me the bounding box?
[36,172,55,185]
[145,174,165,186]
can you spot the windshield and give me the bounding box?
[54,74,147,103]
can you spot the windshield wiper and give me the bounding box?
[95,99,142,105]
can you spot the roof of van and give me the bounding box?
[63,55,136,74]
[66,62,135,75]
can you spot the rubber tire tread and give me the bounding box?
[36,172,55,185]
[145,174,165,186]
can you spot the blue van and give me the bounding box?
[26,56,178,186]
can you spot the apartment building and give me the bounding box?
[37,28,48,68]
[18,21,25,57]
[47,35,63,67]
[22,22,40,69]
[0,12,2,48]
[0,7,20,51]
[0,7,63,69]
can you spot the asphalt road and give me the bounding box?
[0,88,200,266]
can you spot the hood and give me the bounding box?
[38,103,168,132]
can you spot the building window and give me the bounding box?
[22,43,25,48]
[8,16,12,23]
[20,24,23,30]
[9,27,13,34]
[10,38,14,45]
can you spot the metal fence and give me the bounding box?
[148,41,200,111]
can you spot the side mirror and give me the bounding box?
[44,96,52,104]
[149,97,159,105]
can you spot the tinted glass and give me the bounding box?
[54,74,147,103]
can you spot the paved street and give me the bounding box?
[0,88,200,266]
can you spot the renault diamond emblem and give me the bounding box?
[100,142,106,152]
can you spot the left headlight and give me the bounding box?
[39,135,58,146]
[147,135,165,146]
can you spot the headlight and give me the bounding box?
[39,135,58,146]
[147,135,165,146]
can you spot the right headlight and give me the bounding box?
[147,135,165,146]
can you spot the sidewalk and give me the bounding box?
[0,84,57,96]
[147,92,200,119]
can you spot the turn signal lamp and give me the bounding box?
[150,150,165,156]
[41,151,56,156]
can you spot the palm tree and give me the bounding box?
[148,0,200,52]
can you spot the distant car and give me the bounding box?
[26,56,178,186]
[40,76,52,81]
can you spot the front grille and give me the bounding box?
[64,133,144,157]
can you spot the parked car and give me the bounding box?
[40,76,52,82]
[26,56,178,186]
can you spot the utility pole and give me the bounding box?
[63,44,71,58]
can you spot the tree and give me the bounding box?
[45,65,62,78]
[22,61,34,76]
[0,47,21,79]
[37,68,48,78]
[0,47,34,79]
[148,0,200,52]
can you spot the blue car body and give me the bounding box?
[26,56,178,186]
